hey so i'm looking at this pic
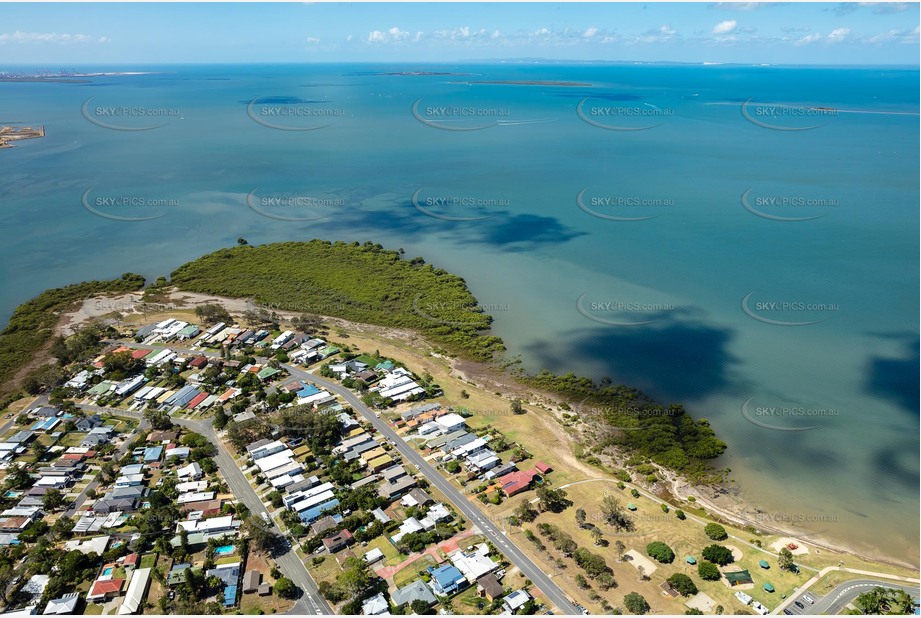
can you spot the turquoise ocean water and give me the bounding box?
[1,63,917,562]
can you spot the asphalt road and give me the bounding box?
[782,579,919,615]
[78,403,332,615]
[285,363,583,615]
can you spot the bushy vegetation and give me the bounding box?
[0,273,145,397]
[666,573,698,597]
[697,561,721,581]
[623,592,650,615]
[701,544,735,566]
[170,240,505,361]
[517,371,726,478]
[704,523,728,540]
[645,541,675,564]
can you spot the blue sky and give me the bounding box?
[0,2,918,65]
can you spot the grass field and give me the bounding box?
[393,553,438,588]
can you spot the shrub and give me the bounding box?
[623,592,650,615]
[697,561,721,581]
[645,541,675,564]
[701,544,734,566]
[704,523,728,541]
[666,573,698,597]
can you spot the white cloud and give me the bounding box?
[710,2,782,10]
[366,27,412,43]
[712,20,738,35]
[345,34,353,42]
[98,36,110,43]
[305,37,320,45]
[0,31,93,44]
[826,27,850,42]
[583,27,599,38]
[795,32,822,45]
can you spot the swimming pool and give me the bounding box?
[101,567,114,577]
[214,545,235,556]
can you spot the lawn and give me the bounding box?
[363,535,405,567]
[240,591,294,615]
[457,534,486,551]
[452,585,489,614]
[393,554,438,588]
[140,552,158,569]
[83,603,104,615]
[57,432,89,447]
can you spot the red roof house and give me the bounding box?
[498,469,539,497]
[87,578,125,601]
[534,461,553,475]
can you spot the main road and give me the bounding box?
[285,363,582,615]
[780,577,919,616]
[78,402,332,615]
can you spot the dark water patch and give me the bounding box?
[862,334,920,415]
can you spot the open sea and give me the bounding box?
[1,63,917,563]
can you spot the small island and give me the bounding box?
[0,125,45,149]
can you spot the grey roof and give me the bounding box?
[444,432,477,451]
[379,475,417,498]
[392,579,437,607]
[206,564,241,587]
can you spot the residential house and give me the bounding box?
[450,545,498,582]
[477,574,504,602]
[86,579,125,603]
[391,580,437,608]
[429,564,467,595]
[360,592,389,616]
[42,593,80,615]
[321,529,354,553]
[502,590,531,613]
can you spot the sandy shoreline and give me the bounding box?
[62,289,918,571]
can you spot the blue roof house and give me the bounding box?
[429,564,466,595]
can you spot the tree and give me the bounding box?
[445,461,461,474]
[778,547,795,571]
[42,488,65,511]
[213,407,229,430]
[600,495,634,532]
[575,508,586,527]
[515,500,538,523]
[536,487,571,513]
[667,573,698,597]
[410,599,435,615]
[274,577,296,599]
[510,399,524,415]
[3,463,31,489]
[575,574,589,589]
[144,407,173,431]
[645,541,675,564]
[237,237,249,245]
[243,516,279,553]
[704,523,728,540]
[460,390,469,399]
[701,544,734,566]
[675,509,686,520]
[195,303,232,325]
[614,540,626,561]
[623,592,650,615]
[591,527,604,546]
[697,561,721,581]
[573,547,610,579]
[685,608,704,615]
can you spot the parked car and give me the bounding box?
[794,601,805,609]
[802,595,815,605]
